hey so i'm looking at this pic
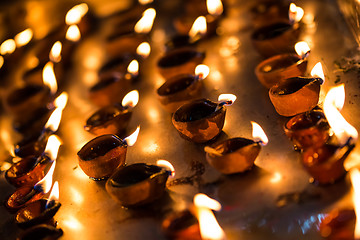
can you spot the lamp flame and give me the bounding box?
[14,28,33,47]
[54,92,69,109]
[0,56,4,69]
[189,16,207,40]
[324,84,358,145]
[34,160,56,193]
[0,39,16,55]
[127,60,139,77]
[207,0,223,16]
[42,61,58,95]
[138,0,153,5]
[49,41,62,63]
[44,135,62,160]
[350,168,360,239]
[251,121,268,146]
[289,3,304,23]
[156,159,175,177]
[46,181,59,209]
[134,8,156,34]
[294,41,310,59]
[122,90,139,108]
[195,64,210,80]
[65,3,89,25]
[218,93,236,106]
[45,93,68,132]
[136,42,151,58]
[66,25,81,42]
[124,126,140,146]
[310,62,325,83]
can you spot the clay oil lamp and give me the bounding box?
[105,160,175,207]
[205,121,268,174]
[269,62,324,117]
[302,84,358,184]
[284,109,330,151]
[250,0,290,28]
[172,94,236,143]
[85,90,139,136]
[16,224,63,240]
[255,41,310,89]
[157,64,209,113]
[78,126,140,180]
[15,181,61,229]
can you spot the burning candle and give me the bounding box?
[205,121,268,174]
[172,94,236,143]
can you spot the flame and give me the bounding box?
[156,159,175,177]
[127,60,139,76]
[189,16,207,40]
[46,181,59,208]
[66,25,81,42]
[49,41,62,63]
[134,8,156,34]
[65,3,89,25]
[0,39,16,55]
[136,42,151,58]
[218,93,237,106]
[54,92,69,109]
[195,64,210,80]
[289,3,304,23]
[207,0,223,16]
[14,28,33,47]
[139,0,153,5]
[310,62,325,83]
[294,41,310,58]
[1,127,15,157]
[324,84,358,145]
[34,160,56,193]
[44,135,62,160]
[122,90,139,108]
[251,121,268,146]
[0,56,3,69]
[124,126,140,146]
[45,93,68,132]
[350,168,360,239]
[42,61,58,95]
[193,194,226,240]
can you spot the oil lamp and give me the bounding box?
[205,121,268,174]
[105,32,148,59]
[172,94,236,143]
[16,224,63,240]
[250,0,290,28]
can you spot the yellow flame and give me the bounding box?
[42,61,58,95]
[194,194,222,210]
[207,0,223,16]
[289,3,304,23]
[136,42,151,58]
[122,90,139,108]
[195,64,210,80]
[294,41,310,58]
[66,25,81,42]
[156,159,175,177]
[45,93,68,132]
[134,8,156,34]
[49,41,62,63]
[139,0,153,5]
[65,3,89,25]
[124,126,140,146]
[189,16,207,40]
[44,135,62,160]
[34,160,56,193]
[54,92,69,110]
[0,39,16,55]
[14,29,33,47]
[0,127,15,156]
[310,62,325,82]
[127,60,139,76]
[350,168,360,239]
[251,121,268,146]
[324,84,358,145]
[218,93,237,106]
[46,181,59,208]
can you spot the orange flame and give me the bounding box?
[136,42,151,58]
[207,0,223,16]
[134,8,156,34]
[350,168,360,239]
[54,92,69,109]
[44,135,62,160]
[66,25,81,42]
[45,93,68,132]
[46,181,59,208]
[310,62,325,83]
[189,16,207,40]
[289,3,304,23]
[122,90,139,108]
[138,0,153,5]
[42,61,58,95]
[0,39,16,55]
[65,3,89,25]
[124,126,140,146]
[34,160,56,193]
[251,121,268,146]
[218,93,236,106]
[14,28,33,47]
[127,60,139,77]
[294,41,310,58]
[156,160,175,177]
[49,41,62,63]
[195,64,210,80]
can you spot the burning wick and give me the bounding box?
[124,126,141,146]
[289,3,304,23]
[189,16,207,42]
[195,64,210,80]
[294,41,310,59]
[46,181,59,209]
[34,160,56,194]
[156,160,176,178]
[217,93,236,107]
[122,90,139,108]
[126,59,139,79]
[251,121,268,146]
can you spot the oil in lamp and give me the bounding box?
[16,224,63,240]
[205,121,268,174]
[77,127,140,180]
[172,94,236,143]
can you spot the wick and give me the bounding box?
[302,50,310,60]
[204,146,222,156]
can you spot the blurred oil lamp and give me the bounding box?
[65,25,81,42]
[172,94,236,143]
[134,8,156,34]
[49,41,62,63]
[65,3,92,36]
[0,39,16,55]
[16,224,63,240]
[302,84,358,184]
[157,64,209,113]
[136,42,151,59]
[250,0,290,28]
[205,121,268,174]
[105,159,174,207]
[78,126,140,180]
[269,62,324,117]
[289,3,305,24]
[85,90,139,135]
[255,41,310,89]
[98,54,133,79]
[126,59,140,80]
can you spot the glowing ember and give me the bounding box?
[136,42,151,58]
[127,60,139,76]
[124,126,140,146]
[207,0,223,16]
[49,41,62,63]
[310,62,325,83]
[289,3,304,23]
[14,28,33,47]
[66,25,81,42]
[156,160,175,177]
[195,64,210,80]
[294,41,310,58]
[350,168,360,239]
[189,16,207,40]
[44,135,62,161]
[0,39,16,55]
[65,3,89,25]
[218,93,237,106]
[46,181,59,208]
[251,121,268,146]
[42,61,58,95]
[122,90,139,108]
[134,8,156,34]
[34,160,56,193]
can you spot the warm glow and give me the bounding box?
[1,128,15,157]
[134,8,156,34]
[66,25,81,42]
[14,28,33,47]
[350,168,360,239]
[136,42,151,58]
[54,92,69,109]
[270,172,282,183]
[34,160,56,193]
[189,16,207,40]
[0,39,16,55]
[0,56,3,69]
[46,181,59,208]
[251,121,268,146]
[195,64,210,80]
[204,146,222,156]
[127,60,139,76]
[63,216,83,230]
[207,0,223,16]
[156,159,175,177]
[139,0,153,5]
[44,135,62,160]
[218,93,237,106]
[289,3,304,23]
[0,162,12,172]
[294,41,310,58]
[49,41,62,63]
[69,187,84,205]
[65,3,89,25]
[42,61,58,95]
[194,194,222,211]
[310,62,325,83]
[124,126,140,146]
[122,90,139,108]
